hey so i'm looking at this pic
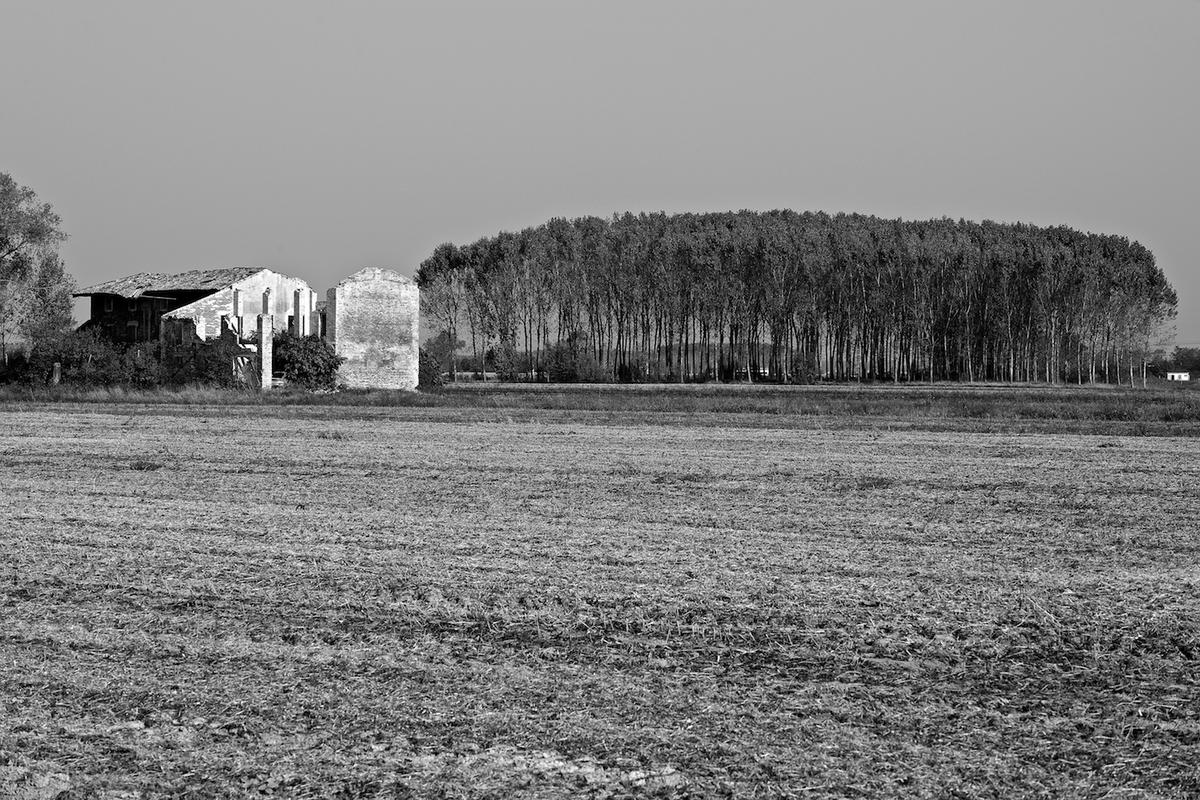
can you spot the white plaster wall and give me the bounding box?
[163,270,317,338]
[328,268,419,390]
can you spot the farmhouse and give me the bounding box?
[75,267,418,390]
[1167,371,1191,382]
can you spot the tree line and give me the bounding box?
[417,210,1177,385]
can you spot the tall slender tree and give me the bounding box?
[416,210,1177,386]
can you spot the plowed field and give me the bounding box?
[2,404,1198,797]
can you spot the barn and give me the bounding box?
[75,267,418,390]
[75,268,317,344]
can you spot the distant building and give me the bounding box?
[75,266,419,390]
[325,268,419,391]
[75,268,317,343]
[1167,371,1191,381]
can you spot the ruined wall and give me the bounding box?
[326,268,419,390]
[162,270,319,340]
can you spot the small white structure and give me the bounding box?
[1167,371,1191,381]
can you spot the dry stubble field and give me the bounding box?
[2,401,1199,798]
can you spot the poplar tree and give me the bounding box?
[416,211,1177,385]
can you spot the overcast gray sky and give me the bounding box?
[5,0,1198,341]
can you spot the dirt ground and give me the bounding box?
[1,403,1198,797]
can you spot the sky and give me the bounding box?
[4,1,1198,342]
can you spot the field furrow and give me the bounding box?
[1,404,1198,797]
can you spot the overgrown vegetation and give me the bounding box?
[271,332,343,390]
[1,329,352,392]
[1,329,162,387]
[1,406,1197,796]
[1,328,251,389]
[544,331,604,382]
[423,330,463,381]
[417,346,444,390]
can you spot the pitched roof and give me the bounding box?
[336,267,414,285]
[75,267,267,298]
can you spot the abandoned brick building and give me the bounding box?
[75,266,419,390]
[325,268,420,390]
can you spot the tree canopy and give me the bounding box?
[0,173,73,355]
[417,210,1177,385]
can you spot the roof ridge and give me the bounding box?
[75,267,278,298]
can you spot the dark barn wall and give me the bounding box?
[88,295,168,343]
[86,291,215,343]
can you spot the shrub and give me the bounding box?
[123,343,166,387]
[545,332,605,383]
[788,354,819,385]
[487,341,521,381]
[0,350,30,383]
[185,334,253,389]
[272,332,343,390]
[55,329,130,385]
[9,329,136,386]
[1,330,171,387]
[418,347,444,390]
[615,357,647,383]
[425,330,464,376]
